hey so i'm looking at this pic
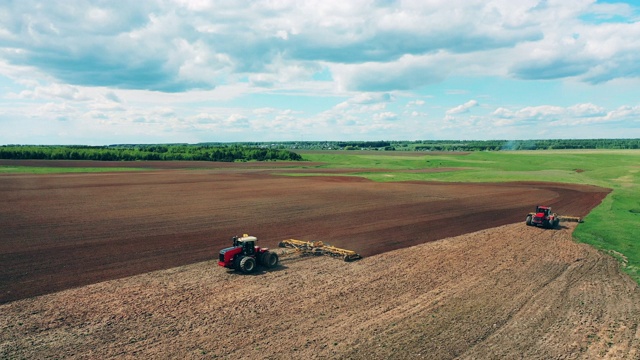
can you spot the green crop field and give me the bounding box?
[298,150,640,283]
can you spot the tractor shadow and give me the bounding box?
[525,223,572,231]
[223,254,320,275]
[224,264,291,276]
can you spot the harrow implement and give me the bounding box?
[558,215,584,223]
[278,239,363,262]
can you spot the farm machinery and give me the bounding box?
[278,239,363,262]
[218,234,362,273]
[525,205,583,229]
[218,235,279,273]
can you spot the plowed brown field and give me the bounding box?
[1,161,639,359]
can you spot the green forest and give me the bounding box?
[1,139,639,162]
[0,144,303,162]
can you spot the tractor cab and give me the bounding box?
[527,205,559,228]
[235,235,257,255]
[535,206,550,216]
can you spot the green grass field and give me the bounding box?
[299,150,640,283]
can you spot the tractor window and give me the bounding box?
[244,242,255,255]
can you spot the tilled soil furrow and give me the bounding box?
[3,222,638,359]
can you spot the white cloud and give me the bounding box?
[446,100,479,115]
[104,91,122,103]
[568,103,606,117]
[1,1,640,144]
[350,92,393,104]
[253,107,278,116]
[17,83,90,101]
[489,102,640,127]
[603,105,640,122]
[1,0,639,93]
[373,111,398,121]
[332,53,454,91]
[492,107,514,119]
[32,102,80,122]
[226,114,250,128]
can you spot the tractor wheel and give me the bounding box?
[262,251,279,268]
[258,251,268,266]
[239,256,256,273]
[525,215,532,226]
[554,219,560,228]
[233,256,242,270]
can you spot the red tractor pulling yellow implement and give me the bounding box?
[218,234,362,273]
[525,205,583,229]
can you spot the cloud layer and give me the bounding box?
[0,0,639,143]
[3,0,640,91]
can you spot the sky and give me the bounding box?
[1,0,640,145]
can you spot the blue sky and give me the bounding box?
[1,0,640,145]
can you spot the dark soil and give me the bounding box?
[0,167,609,304]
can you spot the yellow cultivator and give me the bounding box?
[278,239,363,262]
[557,215,584,223]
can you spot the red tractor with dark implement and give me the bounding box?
[218,234,279,273]
[526,205,560,229]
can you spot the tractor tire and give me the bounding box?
[239,256,256,273]
[258,251,268,266]
[525,215,532,226]
[262,251,279,268]
[233,256,242,270]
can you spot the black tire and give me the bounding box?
[525,215,532,226]
[239,256,256,273]
[233,256,242,270]
[262,251,279,268]
[258,251,268,266]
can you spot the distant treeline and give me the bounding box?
[411,139,640,152]
[337,141,391,149]
[0,144,303,162]
[235,139,640,151]
[2,139,639,160]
